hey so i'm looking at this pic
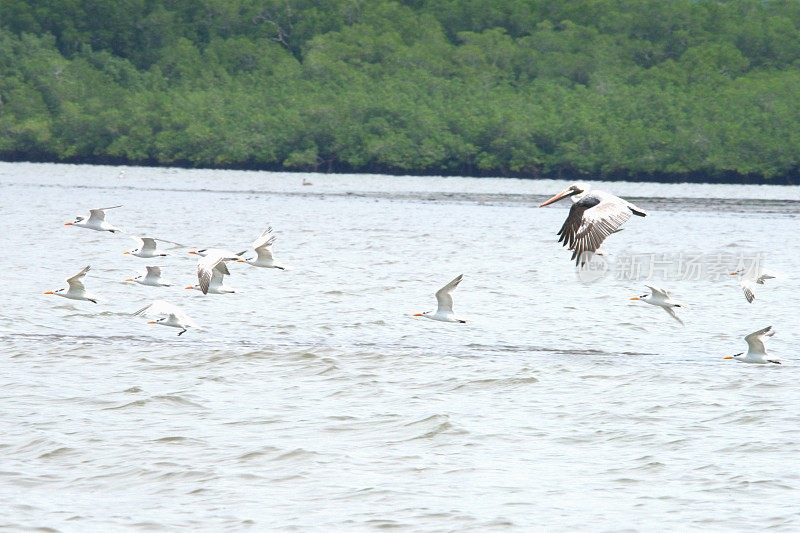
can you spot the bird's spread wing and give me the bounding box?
[213,262,231,276]
[132,303,153,317]
[435,274,463,314]
[66,265,90,291]
[745,325,773,354]
[140,237,157,252]
[152,237,185,247]
[756,272,776,284]
[740,278,756,303]
[87,205,122,223]
[197,259,217,295]
[645,285,670,298]
[255,236,277,261]
[558,195,632,266]
[662,306,684,326]
[145,266,162,278]
[252,227,274,249]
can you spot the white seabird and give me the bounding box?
[43,265,98,304]
[64,205,123,233]
[724,325,780,364]
[133,300,198,336]
[124,236,168,258]
[125,266,171,287]
[730,267,779,303]
[238,227,286,270]
[629,285,684,325]
[413,274,466,323]
[539,182,646,266]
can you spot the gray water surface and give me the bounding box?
[1,163,799,531]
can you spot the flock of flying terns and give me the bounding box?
[44,181,781,365]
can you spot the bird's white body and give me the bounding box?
[725,326,780,364]
[64,206,122,233]
[127,266,170,287]
[731,267,779,303]
[539,183,646,266]
[415,274,466,323]
[241,227,285,269]
[133,300,198,336]
[44,265,98,303]
[125,236,167,258]
[630,285,684,325]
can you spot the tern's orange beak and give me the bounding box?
[123,278,134,282]
[728,272,738,276]
[188,250,198,255]
[43,291,54,295]
[63,222,73,226]
[723,355,734,360]
[413,313,424,316]
[184,285,194,290]
[629,296,640,300]
[122,251,130,255]
[147,320,156,325]
[236,258,247,263]
[539,189,571,207]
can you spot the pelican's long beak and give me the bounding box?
[43,291,54,295]
[629,296,640,301]
[539,188,573,207]
[723,355,734,360]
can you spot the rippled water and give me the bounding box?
[1,162,799,530]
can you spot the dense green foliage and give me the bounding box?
[1,0,799,182]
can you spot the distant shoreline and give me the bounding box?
[2,156,796,186]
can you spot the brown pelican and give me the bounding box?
[413,274,466,323]
[64,205,123,233]
[629,285,684,325]
[539,182,646,266]
[724,326,780,364]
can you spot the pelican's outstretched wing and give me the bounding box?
[558,195,632,266]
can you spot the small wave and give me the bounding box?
[272,448,320,461]
[38,447,76,459]
[450,376,538,391]
[102,394,205,410]
[237,446,280,461]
